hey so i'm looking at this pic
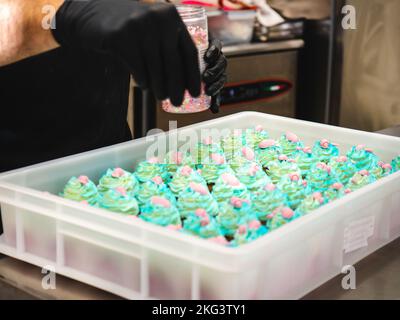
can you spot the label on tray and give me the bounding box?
[343,216,375,253]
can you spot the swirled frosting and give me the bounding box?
[312,139,339,163]
[295,192,326,217]
[266,207,296,231]
[235,162,271,193]
[228,146,258,173]
[328,156,357,185]
[266,155,301,184]
[277,173,309,209]
[197,153,233,184]
[212,172,250,204]
[370,161,393,179]
[183,208,222,239]
[135,158,168,183]
[255,139,282,168]
[98,187,139,215]
[97,168,139,195]
[392,155,400,173]
[243,126,269,149]
[231,220,267,246]
[61,175,99,205]
[140,196,181,227]
[346,145,379,171]
[177,182,219,218]
[323,182,349,202]
[292,146,319,177]
[306,162,335,192]
[221,130,246,161]
[168,165,206,197]
[278,132,304,156]
[346,170,376,192]
[251,183,288,222]
[163,151,194,178]
[193,137,223,164]
[136,176,176,207]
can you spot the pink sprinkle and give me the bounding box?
[151,196,171,208]
[148,157,159,164]
[203,136,213,145]
[230,197,243,208]
[359,170,370,176]
[381,163,392,170]
[190,182,208,195]
[195,208,207,217]
[78,175,89,185]
[313,192,324,204]
[233,129,242,137]
[332,182,344,190]
[238,225,247,235]
[200,215,210,226]
[278,154,288,161]
[332,143,340,147]
[255,125,263,132]
[112,168,125,178]
[80,200,89,205]
[116,187,127,197]
[173,152,183,165]
[320,139,330,149]
[242,147,255,161]
[152,176,163,185]
[167,225,182,231]
[264,183,276,191]
[248,164,260,176]
[289,173,300,181]
[303,146,312,154]
[317,162,331,174]
[211,153,225,165]
[180,165,193,177]
[286,132,299,143]
[248,220,261,230]
[302,180,308,187]
[365,148,374,153]
[259,139,276,149]
[222,173,240,187]
[209,236,229,245]
[266,213,275,220]
[281,207,294,219]
[345,189,352,194]
[337,156,348,163]
[356,144,365,151]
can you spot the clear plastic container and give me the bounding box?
[162,5,211,114]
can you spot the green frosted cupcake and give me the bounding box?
[168,165,206,197]
[292,146,319,178]
[61,175,99,205]
[221,130,246,161]
[328,156,357,185]
[370,161,393,179]
[243,125,269,149]
[98,187,139,216]
[306,162,335,192]
[278,132,304,156]
[228,146,258,173]
[135,157,168,183]
[277,173,310,210]
[346,170,376,192]
[323,182,350,202]
[251,183,288,222]
[392,155,400,173]
[266,207,296,232]
[255,139,282,169]
[235,162,271,193]
[136,176,176,207]
[346,144,379,171]
[140,196,181,227]
[231,220,268,246]
[212,172,250,205]
[163,150,194,178]
[193,136,223,164]
[295,192,326,217]
[266,154,301,184]
[97,168,139,195]
[183,208,222,239]
[312,139,339,163]
[197,153,233,185]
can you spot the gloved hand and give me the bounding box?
[203,38,227,114]
[52,0,201,106]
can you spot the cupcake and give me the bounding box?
[228,146,258,173]
[346,144,379,171]
[136,176,176,207]
[295,192,326,217]
[324,182,350,202]
[243,125,269,149]
[251,183,288,223]
[140,196,181,227]
[312,139,339,163]
[97,167,139,195]
[212,172,250,205]
[370,161,393,179]
[278,132,304,156]
[328,156,357,185]
[98,187,139,216]
[183,208,222,239]
[306,162,335,192]
[197,153,233,189]
[292,146,319,178]
[61,175,99,205]
[163,150,194,179]
[266,154,301,184]
[346,170,376,192]
[221,130,246,161]
[231,220,267,246]
[277,173,309,210]
[216,197,253,237]
[234,162,271,193]
[168,165,206,197]
[391,155,400,173]
[255,139,282,169]
[266,207,296,231]
[134,157,168,183]
[177,182,219,218]
[193,136,223,164]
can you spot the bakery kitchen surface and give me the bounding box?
[1,0,400,301]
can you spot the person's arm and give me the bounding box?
[0,0,63,67]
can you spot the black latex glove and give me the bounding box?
[52,0,201,106]
[203,39,227,114]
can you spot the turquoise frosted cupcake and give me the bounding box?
[295,192,326,217]
[193,136,223,164]
[266,154,301,184]
[98,167,139,195]
[61,175,99,205]
[183,208,222,239]
[231,220,267,246]
[177,182,219,218]
[306,162,335,192]
[140,196,181,227]
[163,150,194,178]
[98,187,139,216]
[255,139,282,169]
[266,207,296,231]
[228,146,258,173]
[277,173,309,209]
[329,156,357,185]
[216,197,254,236]
[392,155,400,173]
[312,139,339,163]
[346,170,376,192]
[278,132,304,156]
[346,144,379,171]
[324,182,350,202]
[136,176,176,207]
[251,183,288,222]
[243,125,269,149]
[221,130,246,161]
[135,157,168,183]
[168,165,206,197]
[197,153,233,185]
[292,146,319,178]
[370,161,393,179]
[235,162,271,193]
[212,172,250,205]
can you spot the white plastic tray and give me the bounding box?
[0,112,399,299]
